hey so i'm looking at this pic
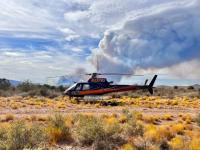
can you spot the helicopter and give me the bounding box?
[63,72,157,98]
[47,58,157,98]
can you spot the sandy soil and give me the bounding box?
[0,105,199,117]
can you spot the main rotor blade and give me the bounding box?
[47,75,70,79]
[99,73,144,76]
[85,73,143,76]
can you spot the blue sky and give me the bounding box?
[0,0,199,85]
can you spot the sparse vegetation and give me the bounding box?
[47,113,72,144]
[0,86,199,149]
[0,79,64,97]
[195,114,200,127]
[0,111,199,150]
[0,122,46,150]
[74,114,105,145]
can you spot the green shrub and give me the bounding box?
[188,86,194,90]
[0,127,7,146]
[74,115,105,145]
[40,87,49,97]
[8,122,28,150]
[26,124,47,148]
[0,141,7,150]
[195,114,200,127]
[174,86,178,89]
[48,114,71,143]
[121,111,144,137]
[17,81,35,92]
[0,79,11,90]
[124,121,144,137]
[92,138,118,150]
[7,122,46,150]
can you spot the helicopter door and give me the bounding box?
[82,83,90,91]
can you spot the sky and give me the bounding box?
[0,0,199,86]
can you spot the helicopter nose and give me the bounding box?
[64,89,70,95]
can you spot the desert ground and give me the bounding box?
[0,92,200,150]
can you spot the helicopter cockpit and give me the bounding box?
[64,81,110,94]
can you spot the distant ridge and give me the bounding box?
[0,78,21,86]
[193,84,200,88]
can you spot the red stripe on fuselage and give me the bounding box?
[79,85,138,96]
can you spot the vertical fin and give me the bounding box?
[148,75,157,94]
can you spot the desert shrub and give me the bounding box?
[0,130,6,141]
[124,121,144,137]
[195,114,200,127]
[173,86,178,90]
[169,136,185,150]
[74,115,105,145]
[122,109,132,119]
[170,123,185,135]
[7,122,46,150]
[134,112,143,120]
[159,140,170,150]
[4,114,15,122]
[40,88,49,97]
[121,110,144,137]
[0,126,8,145]
[28,90,39,97]
[92,137,121,150]
[26,124,47,148]
[47,113,71,143]
[149,145,160,150]
[189,138,200,150]
[17,81,35,92]
[58,85,65,92]
[157,126,173,140]
[142,116,157,124]
[46,90,60,98]
[144,125,172,144]
[103,116,121,136]
[0,79,11,90]
[73,114,124,149]
[122,143,136,150]
[144,125,158,143]
[188,86,194,90]
[0,90,12,97]
[39,86,59,98]
[162,114,173,121]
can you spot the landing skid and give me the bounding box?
[73,95,121,106]
[83,95,111,101]
[71,95,112,101]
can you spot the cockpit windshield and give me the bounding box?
[66,83,77,91]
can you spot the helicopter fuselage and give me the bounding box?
[64,75,157,97]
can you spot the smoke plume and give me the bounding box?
[92,0,200,80]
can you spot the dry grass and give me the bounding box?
[0,95,200,149]
[0,95,200,110]
[2,114,15,122]
[0,112,199,150]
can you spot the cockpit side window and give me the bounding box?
[82,84,90,90]
[75,83,82,91]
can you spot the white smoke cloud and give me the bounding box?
[0,0,199,84]
[93,0,200,79]
[134,59,200,80]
